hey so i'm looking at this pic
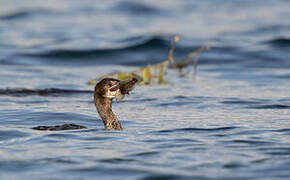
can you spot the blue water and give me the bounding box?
[1,0,290,179]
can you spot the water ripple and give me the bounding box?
[250,104,290,109]
[258,147,290,156]
[0,129,30,141]
[153,126,238,133]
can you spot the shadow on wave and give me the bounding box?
[0,8,58,21]
[266,37,290,48]
[0,88,93,97]
[249,104,290,109]
[153,126,238,133]
[112,1,167,16]
[220,98,290,109]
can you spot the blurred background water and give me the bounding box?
[0,0,290,179]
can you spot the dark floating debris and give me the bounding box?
[32,124,87,131]
[0,88,93,96]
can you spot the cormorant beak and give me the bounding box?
[105,82,120,99]
[109,84,119,92]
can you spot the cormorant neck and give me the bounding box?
[94,93,122,130]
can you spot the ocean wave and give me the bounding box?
[0,8,58,21]
[112,1,166,15]
[266,37,290,48]
[21,36,169,59]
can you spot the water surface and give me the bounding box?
[0,0,290,179]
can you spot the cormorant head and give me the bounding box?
[95,78,120,99]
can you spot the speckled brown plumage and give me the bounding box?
[94,89,122,130]
[94,78,122,130]
[94,75,142,130]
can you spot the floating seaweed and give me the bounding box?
[88,35,210,85]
